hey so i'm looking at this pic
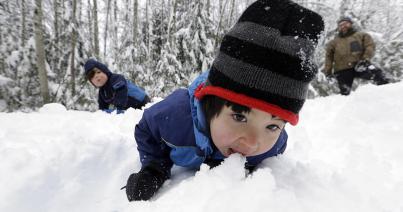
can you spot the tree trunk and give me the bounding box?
[21,0,27,47]
[215,0,229,48]
[87,0,94,53]
[160,0,165,46]
[145,0,151,53]
[103,0,111,59]
[228,0,235,26]
[92,0,100,59]
[133,0,138,46]
[113,0,118,55]
[34,0,50,104]
[167,0,178,46]
[125,0,129,23]
[206,0,211,15]
[0,25,3,74]
[132,0,139,64]
[53,0,59,46]
[70,0,77,96]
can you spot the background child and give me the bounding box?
[124,0,324,201]
[84,59,150,113]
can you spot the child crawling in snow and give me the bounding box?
[123,0,324,201]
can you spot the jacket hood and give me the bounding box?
[188,71,214,157]
[84,59,112,78]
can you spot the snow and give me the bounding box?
[1,82,403,212]
[0,75,12,86]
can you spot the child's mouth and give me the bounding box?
[228,148,245,156]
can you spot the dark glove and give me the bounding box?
[355,60,372,72]
[124,165,169,201]
[325,73,335,81]
[102,109,125,114]
[102,109,115,113]
[116,109,125,114]
[320,69,334,81]
[204,158,224,169]
[244,162,257,174]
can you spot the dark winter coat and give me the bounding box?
[84,59,147,110]
[135,71,288,175]
[324,29,375,75]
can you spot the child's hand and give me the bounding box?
[102,109,115,113]
[124,165,168,201]
[204,158,223,169]
[102,109,125,114]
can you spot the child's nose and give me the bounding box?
[236,135,259,156]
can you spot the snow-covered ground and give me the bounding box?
[1,82,402,212]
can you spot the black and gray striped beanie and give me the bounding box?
[195,0,324,125]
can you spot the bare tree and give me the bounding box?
[227,0,236,27]
[167,0,178,46]
[103,0,111,59]
[133,0,138,46]
[53,0,60,47]
[0,7,4,74]
[87,0,94,53]
[33,0,50,104]
[214,0,229,48]
[92,0,100,58]
[21,0,27,46]
[145,0,151,53]
[70,0,77,96]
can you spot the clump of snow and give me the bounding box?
[0,75,13,86]
[1,82,403,212]
[38,103,67,113]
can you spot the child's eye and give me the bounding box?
[266,124,280,131]
[232,113,247,122]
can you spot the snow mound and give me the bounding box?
[38,103,67,113]
[1,82,403,212]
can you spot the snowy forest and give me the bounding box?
[1,0,403,112]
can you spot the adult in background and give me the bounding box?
[323,17,389,95]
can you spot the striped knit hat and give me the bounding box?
[195,0,324,125]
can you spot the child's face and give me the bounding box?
[210,105,285,157]
[89,68,108,87]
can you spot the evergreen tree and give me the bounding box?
[176,1,215,84]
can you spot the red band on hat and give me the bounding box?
[194,84,299,125]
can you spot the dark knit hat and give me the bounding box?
[337,16,353,24]
[195,0,324,125]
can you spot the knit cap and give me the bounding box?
[195,0,324,125]
[337,16,353,24]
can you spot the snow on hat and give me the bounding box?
[195,0,324,125]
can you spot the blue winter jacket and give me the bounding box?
[135,72,287,175]
[84,59,147,110]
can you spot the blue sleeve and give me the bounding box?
[135,110,173,175]
[127,80,146,102]
[109,74,128,110]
